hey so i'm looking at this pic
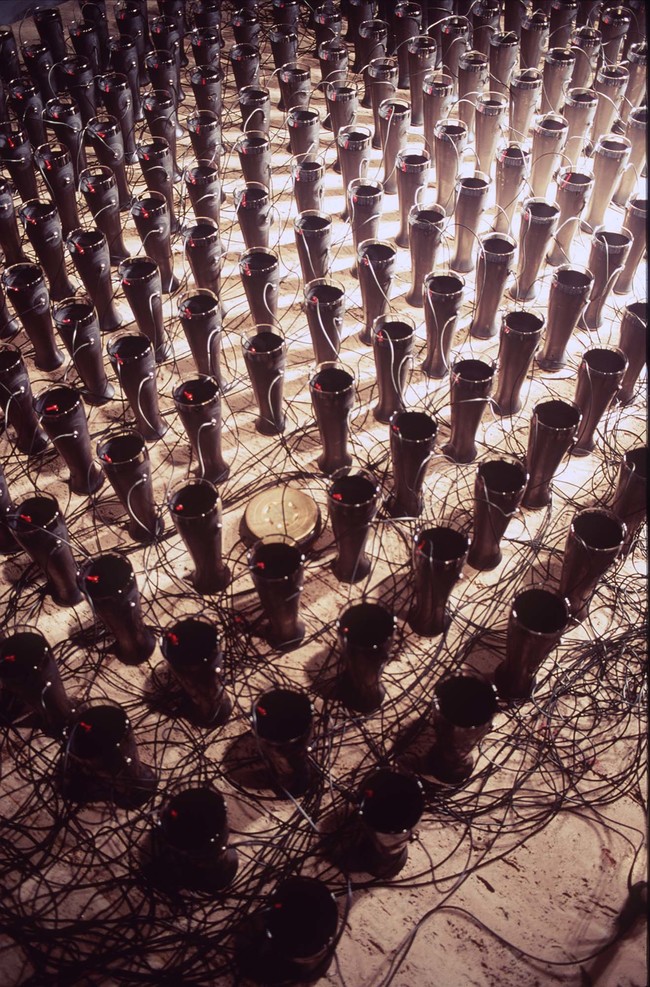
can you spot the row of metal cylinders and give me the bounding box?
[0,177,644,370]
[0,137,640,303]
[0,0,645,316]
[0,0,645,80]
[0,252,645,491]
[0,84,644,265]
[0,336,645,639]
[0,133,645,537]
[0,4,645,533]
[2,0,643,87]
[4,54,643,356]
[0,14,645,600]
[0,12,645,147]
[0,483,640,730]
[0,3,644,361]
[0,471,642,784]
[0,70,644,353]
[0,0,645,169]
[1,187,644,432]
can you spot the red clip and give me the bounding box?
[79,720,92,732]
[86,574,100,583]
[257,704,267,716]
[3,654,15,662]
[167,632,179,646]
[102,453,113,463]
[45,404,59,413]
[183,390,194,401]
[19,514,32,523]
[332,492,343,501]
[175,502,184,512]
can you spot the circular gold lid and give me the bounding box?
[241,486,320,548]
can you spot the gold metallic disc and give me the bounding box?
[241,486,321,548]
